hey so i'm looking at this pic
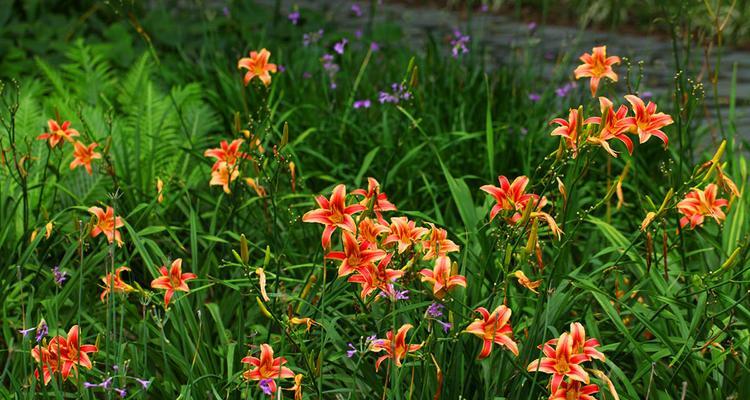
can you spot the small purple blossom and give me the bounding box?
[303,29,324,47]
[114,388,127,398]
[527,22,538,33]
[370,42,380,52]
[480,4,489,12]
[437,320,452,333]
[426,302,444,318]
[84,382,97,388]
[321,54,340,88]
[35,320,48,343]
[259,379,273,395]
[379,83,411,104]
[544,51,555,61]
[112,364,119,372]
[353,99,371,109]
[135,378,152,390]
[278,65,286,73]
[346,343,357,358]
[355,29,363,39]
[450,29,471,58]
[303,71,312,79]
[18,327,35,338]
[528,93,541,102]
[288,11,300,25]
[84,377,113,390]
[53,266,68,286]
[222,6,230,17]
[641,91,653,100]
[351,4,363,17]
[555,82,577,98]
[334,38,348,55]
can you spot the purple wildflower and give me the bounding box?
[83,382,97,388]
[426,303,444,318]
[528,93,541,102]
[222,6,230,17]
[370,42,380,52]
[53,266,67,286]
[544,51,555,61]
[334,39,348,55]
[278,65,286,73]
[555,82,577,97]
[394,289,409,300]
[346,343,357,358]
[527,22,538,33]
[115,388,127,398]
[303,29,324,47]
[135,378,151,390]
[259,379,273,395]
[378,83,411,104]
[302,71,312,79]
[355,29,363,39]
[641,91,653,100]
[437,320,452,333]
[450,29,470,58]
[288,11,300,25]
[351,4,363,17]
[321,54,340,88]
[480,4,489,12]
[35,320,48,343]
[112,364,119,371]
[18,327,35,338]
[353,99,371,109]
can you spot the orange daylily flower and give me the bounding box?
[464,305,519,359]
[150,258,198,308]
[419,256,467,298]
[550,108,582,157]
[574,46,620,97]
[241,344,295,393]
[677,184,729,229]
[527,332,590,392]
[422,224,460,260]
[352,177,397,223]
[514,270,542,294]
[204,139,248,171]
[238,49,278,87]
[302,184,365,249]
[624,95,673,145]
[88,206,124,247]
[100,266,135,302]
[284,374,304,400]
[357,217,389,248]
[326,230,386,277]
[549,381,599,400]
[480,175,540,223]
[383,216,429,254]
[347,253,404,299]
[210,161,240,194]
[70,141,101,175]
[585,97,636,157]
[370,324,423,372]
[37,120,80,148]
[569,322,605,362]
[32,325,97,384]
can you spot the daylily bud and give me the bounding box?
[233,112,241,133]
[713,247,741,276]
[256,297,272,318]
[240,234,249,264]
[263,245,272,268]
[640,211,656,231]
[280,122,289,150]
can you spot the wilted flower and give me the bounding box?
[238,49,277,87]
[574,45,620,97]
[150,258,198,308]
[513,270,542,294]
